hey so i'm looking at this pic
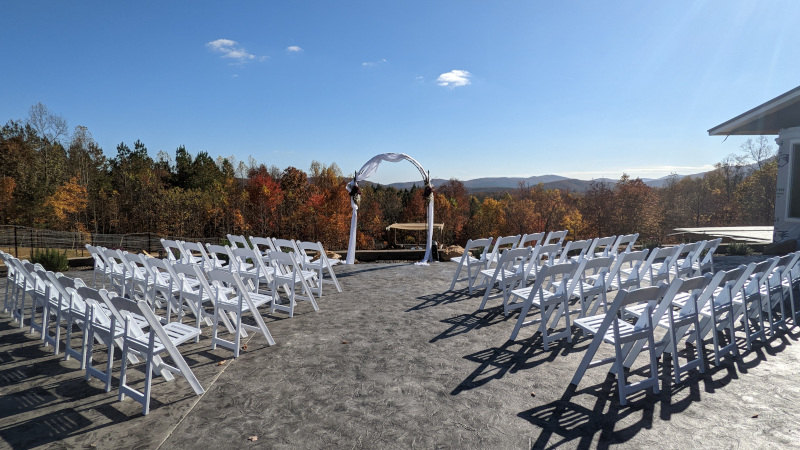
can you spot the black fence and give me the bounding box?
[0,226,222,258]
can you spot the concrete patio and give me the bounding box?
[1,256,799,449]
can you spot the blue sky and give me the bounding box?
[2,1,799,184]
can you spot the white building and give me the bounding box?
[709,85,800,246]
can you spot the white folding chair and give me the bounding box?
[169,262,235,336]
[161,239,188,264]
[694,265,754,365]
[102,248,130,297]
[508,262,577,349]
[208,269,275,357]
[180,241,219,270]
[647,275,711,384]
[119,299,204,415]
[763,252,800,335]
[475,247,531,311]
[692,238,722,275]
[249,236,278,262]
[268,250,319,317]
[85,244,111,288]
[732,258,778,350]
[80,288,126,392]
[565,256,614,319]
[572,284,667,406]
[297,241,342,296]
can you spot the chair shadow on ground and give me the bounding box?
[406,288,476,312]
[513,328,800,449]
[335,263,406,278]
[451,328,591,395]
[430,307,513,342]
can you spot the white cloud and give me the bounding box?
[437,69,471,88]
[362,58,387,67]
[286,46,303,53]
[206,39,265,63]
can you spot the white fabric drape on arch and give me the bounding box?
[345,153,435,265]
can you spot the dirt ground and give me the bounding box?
[1,255,799,449]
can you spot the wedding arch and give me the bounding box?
[345,153,435,265]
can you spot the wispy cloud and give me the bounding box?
[206,39,266,64]
[437,70,471,88]
[362,58,387,67]
[560,164,716,180]
[286,46,303,53]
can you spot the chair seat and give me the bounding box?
[127,321,201,353]
[574,315,641,344]
[217,292,271,312]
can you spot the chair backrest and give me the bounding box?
[643,244,682,280]
[207,269,249,305]
[743,257,779,297]
[566,256,614,298]
[660,274,712,317]
[558,239,592,263]
[458,237,493,264]
[161,239,185,263]
[268,249,302,276]
[85,244,106,270]
[519,232,545,249]
[676,241,704,268]
[120,252,148,281]
[543,230,568,247]
[606,249,648,287]
[171,262,214,297]
[615,284,668,312]
[205,244,231,271]
[227,234,251,250]
[229,246,258,273]
[179,241,213,268]
[486,235,521,266]
[591,236,617,258]
[296,241,337,268]
[272,238,301,255]
[528,262,576,301]
[249,236,277,258]
[612,234,639,257]
[697,238,722,265]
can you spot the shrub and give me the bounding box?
[726,242,753,256]
[30,247,69,272]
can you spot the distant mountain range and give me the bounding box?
[385,172,705,193]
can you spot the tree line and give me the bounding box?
[0,103,777,250]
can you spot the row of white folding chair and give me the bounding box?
[449,233,634,295]
[234,235,342,297]
[474,243,564,311]
[1,252,46,330]
[206,242,319,319]
[670,239,723,279]
[572,272,729,405]
[504,251,649,349]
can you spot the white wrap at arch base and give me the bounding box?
[345,153,435,265]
